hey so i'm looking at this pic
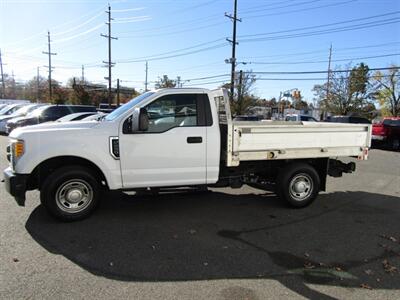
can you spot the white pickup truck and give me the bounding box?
[3,88,371,221]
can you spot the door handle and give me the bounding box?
[187,136,202,144]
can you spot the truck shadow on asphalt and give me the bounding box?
[25,190,400,299]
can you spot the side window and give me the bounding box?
[145,94,198,133]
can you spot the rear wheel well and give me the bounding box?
[27,156,108,191]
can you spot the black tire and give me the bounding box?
[276,162,320,208]
[40,166,101,221]
[389,137,400,150]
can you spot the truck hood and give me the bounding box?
[10,121,100,138]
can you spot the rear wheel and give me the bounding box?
[389,137,400,150]
[276,163,320,207]
[40,166,101,221]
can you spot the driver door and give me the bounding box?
[119,93,208,188]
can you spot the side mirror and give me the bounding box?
[130,107,149,133]
[139,108,149,131]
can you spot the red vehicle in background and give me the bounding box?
[372,117,400,150]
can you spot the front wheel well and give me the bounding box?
[27,156,109,190]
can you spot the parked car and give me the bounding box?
[0,103,28,117]
[82,112,107,121]
[233,115,262,121]
[0,104,45,134]
[56,112,98,122]
[285,114,318,122]
[98,103,118,113]
[0,104,7,110]
[372,117,400,150]
[5,105,96,133]
[325,116,370,124]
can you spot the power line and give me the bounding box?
[111,7,146,13]
[117,13,221,35]
[118,21,226,39]
[169,67,399,84]
[240,0,296,13]
[242,0,357,20]
[113,16,152,24]
[238,41,400,60]
[251,67,399,75]
[116,43,227,63]
[239,18,400,43]
[243,0,322,15]
[247,53,400,65]
[117,38,225,62]
[184,79,228,87]
[185,74,230,81]
[239,11,400,39]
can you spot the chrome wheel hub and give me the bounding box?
[289,173,313,201]
[56,179,93,213]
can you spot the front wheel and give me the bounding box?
[276,163,320,208]
[40,166,101,221]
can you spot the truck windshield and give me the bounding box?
[104,92,154,121]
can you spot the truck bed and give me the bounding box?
[226,121,371,166]
[209,88,372,167]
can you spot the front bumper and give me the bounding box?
[3,167,28,206]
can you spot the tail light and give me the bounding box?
[372,124,387,136]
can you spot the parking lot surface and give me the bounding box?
[0,135,399,299]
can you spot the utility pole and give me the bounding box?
[237,70,243,114]
[36,67,40,103]
[116,78,120,107]
[81,65,85,83]
[238,70,243,102]
[326,44,332,103]
[177,76,181,88]
[101,4,118,108]
[0,49,5,98]
[144,61,148,92]
[42,31,57,102]
[225,0,241,102]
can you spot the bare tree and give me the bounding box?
[372,66,399,117]
[313,63,375,117]
[155,75,176,89]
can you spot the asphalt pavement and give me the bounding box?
[0,135,399,299]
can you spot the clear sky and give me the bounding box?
[0,0,399,101]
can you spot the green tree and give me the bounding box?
[372,66,399,117]
[313,63,374,117]
[155,75,176,88]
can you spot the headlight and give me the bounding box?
[13,140,25,159]
[10,139,25,170]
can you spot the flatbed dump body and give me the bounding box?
[211,89,371,167]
